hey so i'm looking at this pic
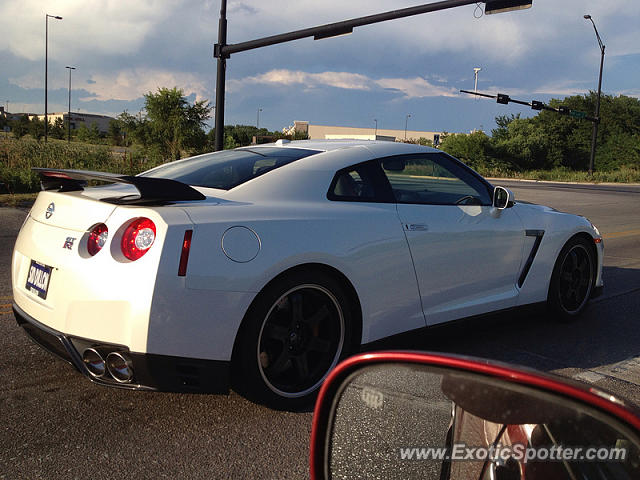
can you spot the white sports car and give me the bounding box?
[11,140,603,408]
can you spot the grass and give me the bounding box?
[0,137,160,193]
[478,166,640,183]
[0,193,38,208]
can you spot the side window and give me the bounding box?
[328,161,392,202]
[380,153,492,206]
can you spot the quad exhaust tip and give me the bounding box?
[82,348,106,378]
[106,351,134,383]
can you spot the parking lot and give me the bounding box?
[1,180,639,479]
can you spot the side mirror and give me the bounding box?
[382,158,406,172]
[311,352,640,480]
[493,186,515,209]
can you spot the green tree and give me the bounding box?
[440,131,493,170]
[28,117,45,140]
[108,119,123,146]
[76,123,101,143]
[10,115,30,138]
[143,87,211,160]
[50,117,65,140]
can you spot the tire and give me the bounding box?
[547,236,595,321]
[232,270,353,410]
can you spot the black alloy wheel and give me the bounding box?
[233,271,353,409]
[548,237,595,320]
[258,284,344,397]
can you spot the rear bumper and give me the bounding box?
[13,303,229,394]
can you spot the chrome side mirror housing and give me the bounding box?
[493,186,515,209]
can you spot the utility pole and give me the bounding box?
[213,0,227,151]
[45,14,63,142]
[584,14,605,176]
[66,66,76,142]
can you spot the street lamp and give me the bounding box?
[374,118,378,137]
[45,14,63,142]
[584,14,605,176]
[404,114,412,141]
[65,66,76,143]
[257,107,262,130]
[473,67,482,94]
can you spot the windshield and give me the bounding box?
[140,147,320,190]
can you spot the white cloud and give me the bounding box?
[8,67,211,103]
[376,77,457,98]
[80,69,210,102]
[232,69,457,98]
[235,70,372,91]
[82,69,211,102]
[0,0,181,61]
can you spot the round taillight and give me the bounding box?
[87,223,109,256]
[121,217,156,261]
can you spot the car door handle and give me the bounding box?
[404,223,428,231]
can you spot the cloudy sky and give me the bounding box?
[1,0,638,134]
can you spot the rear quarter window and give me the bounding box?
[140,147,320,190]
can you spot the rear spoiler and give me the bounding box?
[33,168,206,204]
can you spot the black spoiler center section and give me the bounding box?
[33,168,206,204]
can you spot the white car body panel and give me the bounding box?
[11,140,604,394]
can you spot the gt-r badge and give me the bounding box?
[63,237,76,250]
[45,202,55,219]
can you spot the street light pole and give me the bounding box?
[45,14,62,143]
[374,118,378,137]
[404,114,411,141]
[66,66,76,143]
[584,14,605,176]
[257,107,262,130]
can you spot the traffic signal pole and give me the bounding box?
[213,1,533,151]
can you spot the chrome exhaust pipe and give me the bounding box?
[106,352,134,383]
[82,348,106,378]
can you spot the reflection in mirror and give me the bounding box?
[382,158,406,172]
[327,364,640,480]
[493,186,510,209]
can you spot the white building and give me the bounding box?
[35,112,114,134]
[283,120,449,145]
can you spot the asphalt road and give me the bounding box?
[1,181,639,479]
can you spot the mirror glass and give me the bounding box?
[493,187,509,208]
[327,363,640,480]
[382,158,406,172]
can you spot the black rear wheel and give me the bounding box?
[233,271,353,409]
[548,237,595,321]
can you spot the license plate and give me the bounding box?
[25,260,53,300]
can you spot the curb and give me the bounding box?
[486,178,640,187]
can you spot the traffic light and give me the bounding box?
[484,1,533,15]
[497,93,510,105]
[531,100,544,111]
[558,106,570,115]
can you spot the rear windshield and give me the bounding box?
[140,147,320,190]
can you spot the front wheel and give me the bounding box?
[232,271,353,409]
[547,237,595,321]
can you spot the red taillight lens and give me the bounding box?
[178,230,193,276]
[87,223,109,256]
[121,217,156,261]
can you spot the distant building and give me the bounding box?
[0,106,27,124]
[283,120,449,145]
[34,112,114,134]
